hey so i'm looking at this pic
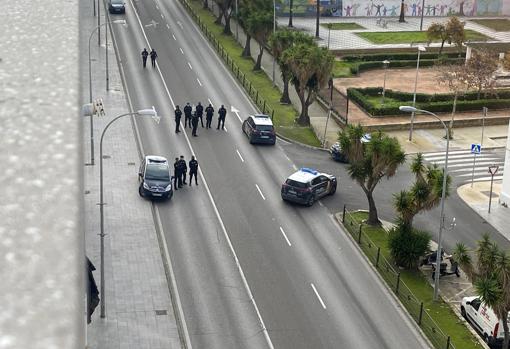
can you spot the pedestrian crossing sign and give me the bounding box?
[471,143,481,154]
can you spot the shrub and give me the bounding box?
[351,58,464,74]
[388,224,431,269]
[342,52,464,62]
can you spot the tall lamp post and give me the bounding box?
[272,0,276,87]
[419,0,426,31]
[381,59,390,104]
[488,164,499,213]
[323,76,334,147]
[327,23,332,50]
[235,0,239,41]
[98,107,159,318]
[400,105,449,301]
[408,45,426,141]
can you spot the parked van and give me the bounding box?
[461,296,510,348]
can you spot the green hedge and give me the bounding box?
[342,52,465,62]
[347,87,510,116]
[350,58,465,74]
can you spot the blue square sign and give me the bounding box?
[471,143,482,154]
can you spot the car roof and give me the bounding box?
[287,168,323,183]
[250,114,273,126]
[145,155,168,164]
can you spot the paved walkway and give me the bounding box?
[81,2,182,348]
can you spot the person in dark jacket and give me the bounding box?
[195,102,204,128]
[217,104,227,130]
[183,103,192,128]
[87,257,100,324]
[189,156,199,186]
[174,105,182,133]
[179,155,187,185]
[173,157,182,189]
[191,112,199,137]
[150,49,157,68]
[141,48,149,68]
[205,104,214,129]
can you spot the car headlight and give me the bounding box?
[165,184,172,191]
[143,182,150,189]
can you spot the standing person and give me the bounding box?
[173,157,182,190]
[183,102,192,129]
[195,102,204,128]
[174,105,182,133]
[150,49,158,68]
[189,156,199,186]
[217,104,227,130]
[179,155,187,185]
[191,111,199,137]
[141,48,149,68]
[205,103,214,129]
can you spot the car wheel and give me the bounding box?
[306,195,315,207]
[138,186,144,197]
[330,184,337,195]
[460,306,466,319]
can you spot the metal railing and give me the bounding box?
[342,206,455,349]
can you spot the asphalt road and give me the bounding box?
[109,1,430,348]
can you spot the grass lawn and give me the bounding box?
[332,61,354,78]
[321,22,365,30]
[344,211,483,349]
[356,30,489,44]
[186,0,321,147]
[470,18,510,31]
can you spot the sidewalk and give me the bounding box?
[81,2,182,348]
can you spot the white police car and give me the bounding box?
[281,168,337,206]
[138,155,173,200]
[242,114,276,145]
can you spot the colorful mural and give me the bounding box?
[276,0,510,17]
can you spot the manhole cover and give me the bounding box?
[155,310,167,316]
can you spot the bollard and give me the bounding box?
[358,223,362,244]
[375,247,380,267]
[271,109,274,121]
[263,101,266,114]
[396,273,401,295]
[242,74,245,86]
[418,302,423,325]
[446,336,451,349]
[255,91,259,104]
[249,83,252,95]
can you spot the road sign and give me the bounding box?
[471,143,481,154]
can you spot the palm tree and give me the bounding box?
[282,43,333,125]
[398,0,405,22]
[288,0,294,27]
[315,0,320,38]
[339,125,406,225]
[246,10,274,71]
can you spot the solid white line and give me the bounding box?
[197,78,202,86]
[311,283,326,309]
[236,149,245,162]
[208,98,214,107]
[255,184,266,200]
[187,62,193,70]
[166,23,170,29]
[172,34,177,40]
[180,47,184,54]
[279,227,292,246]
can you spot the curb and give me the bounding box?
[276,132,330,152]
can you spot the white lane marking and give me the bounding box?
[180,47,184,54]
[235,111,242,122]
[172,34,177,40]
[236,149,245,162]
[284,154,292,162]
[130,15,276,346]
[156,5,159,9]
[187,62,193,70]
[178,21,183,29]
[292,164,298,171]
[224,126,228,132]
[208,98,214,107]
[279,227,292,246]
[318,201,324,207]
[166,23,170,29]
[255,184,266,201]
[197,78,202,86]
[311,283,326,309]
[160,13,164,19]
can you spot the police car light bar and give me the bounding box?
[300,168,318,175]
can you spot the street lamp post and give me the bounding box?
[382,60,390,104]
[408,45,426,141]
[488,164,499,213]
[98,107,159,318]
[323,77,334,147]
[235,0,239,42]
[272,0,276,87]
[419,0,426,31]
[400,105,449,301]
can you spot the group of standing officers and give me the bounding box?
[173,155,199,189]
[174,103,227,136]
[141,48,158,68]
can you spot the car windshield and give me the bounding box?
[145,163,170,181]
[256,125,274,131]
[286,179,308,188]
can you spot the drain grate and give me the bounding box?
[155,310,167,316]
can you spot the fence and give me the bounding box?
[342,206,456,349]
[318,86,349,125]
[180,0,276,122]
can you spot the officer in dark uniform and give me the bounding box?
[205,104,214,129]
[195,102,204,128]
[189,156,199,186]
[183,103,192,128]
[141,48,149,68]
[150,49,158,68]
[179,155,187,185]
[174,105,182,133]
[173,157,181,189]
[217,104,227,130]
[191,111,199,137]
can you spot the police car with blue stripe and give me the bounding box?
[281,168,337,206]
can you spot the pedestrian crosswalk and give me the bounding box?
[421,149,505,184]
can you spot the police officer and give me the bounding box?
[183,102,192,128]
[141,48,149,68]
[195,102,204,128]
[191,111,199,137]
[150,49,158,68]
[189,156,199,186]
[174,105,182,133]
[173,157,181,189]
[217,104,227,130]
[179,155,187,185]
[205,103,214,129]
